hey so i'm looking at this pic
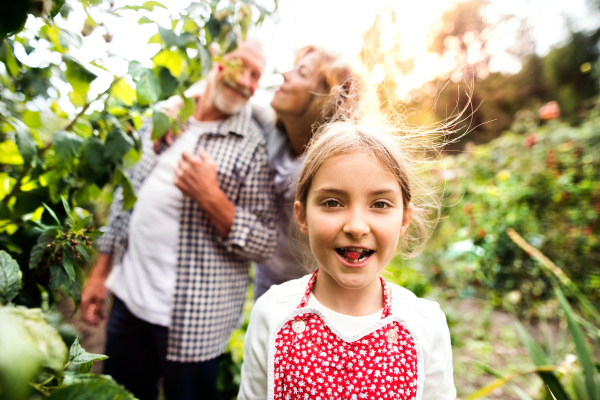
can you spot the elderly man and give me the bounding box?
[81,39,276,400]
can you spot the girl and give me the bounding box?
[238,120,455,399]
[253,45,372,299]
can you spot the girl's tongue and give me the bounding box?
[342,250,360,260]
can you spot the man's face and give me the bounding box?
[212,42,265,115]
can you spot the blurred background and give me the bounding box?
[1,0,599,399]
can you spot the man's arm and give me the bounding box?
[80,253,112,325]
[175,143,277,263]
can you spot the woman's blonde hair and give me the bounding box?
[295,118,449,259]
[275,45,372,134]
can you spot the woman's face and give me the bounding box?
[271,52,322,116]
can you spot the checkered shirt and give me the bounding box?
[96,104,277,362]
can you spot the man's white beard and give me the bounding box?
[213,83,247,115]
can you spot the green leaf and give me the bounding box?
[29,228,58,270]
[49,264,69,291]
[555,285,598,400]
[137,16,154,24]
[51,0,67,18]
[180,97,195,122]
[82,137,108,176]
[0,42,21,77]
[136,70,161,106]
[79,360,93,373]
[48,378,135,400]
[152,109,170,140]
[65,59,97,103]
[0,250,21,304]
[158,26,179,48]
[74,215,92,231]
[0,307,68,400]
[62,250,76,283]
[141,1,167,11]
[110,78,136,106]
[113,168,137,210]
[69,336,85,361]
[61,196,75,226]
[0,140,24,165]
[127,61,146,79]
[514,321,571,400]
[53,130,84,165]
[153,49,186,77]
[42,203,62,226]
[104,127,134,163]
[13,122,37,166]
[158,66,179,98]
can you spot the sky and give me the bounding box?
[19,0,600,112]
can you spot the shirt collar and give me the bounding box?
[212,102,253,138]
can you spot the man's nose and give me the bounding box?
[342,208,370,238]
[236,69,254,92]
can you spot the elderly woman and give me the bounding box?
[252,45,372,298]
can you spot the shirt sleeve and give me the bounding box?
[422,304,456,400]
[95,185,125,255]
[219,141,277,264]
[238,295,271,400]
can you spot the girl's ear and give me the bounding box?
[401,202,413,235]
[294,201,309,235]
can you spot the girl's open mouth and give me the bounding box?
[335,247,374,263]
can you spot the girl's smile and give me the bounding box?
[295,151,412,315]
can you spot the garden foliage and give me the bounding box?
[0,0,275,398]
[422,110,600,312]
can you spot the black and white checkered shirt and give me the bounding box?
[96,104,277,362]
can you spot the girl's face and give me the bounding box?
[295,152,412,292]
[270,52,322,116]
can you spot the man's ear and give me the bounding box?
[294,201,309,235]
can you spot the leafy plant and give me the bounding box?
[0,250,133,400]
[418,108,600,313]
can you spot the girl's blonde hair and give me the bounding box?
[276,45,373,134]
[295,119,447,258]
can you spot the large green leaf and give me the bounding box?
[110,79,136,106]
[514,321,570,400]
[555,285,598,400]
[136,69,161,106]
[127,61,146,79]
[151,109,170,140]
[153,49,187,78]
[12,121,38,166]
[113,168,137,210]
[104,127,134,163]
[48,377,135,400]
[82,137,108,176]
[158,66,179,98]
[69,337,108,364]
[65,59,97,106]
[53,130,84,165]
[29,228,58,270]
[0,140,24,165]
[0,250,20,304]
[0,307,68,400]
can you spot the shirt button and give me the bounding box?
[292,319,306,333]
[387,328,399,344]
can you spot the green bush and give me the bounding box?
[419,109,600,312]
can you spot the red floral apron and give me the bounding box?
[272,270,418,400]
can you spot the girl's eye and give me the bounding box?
[323,200,341,208]
[372,201,390,209]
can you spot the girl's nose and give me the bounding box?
[281,70,291,82]
[342,209,370,238]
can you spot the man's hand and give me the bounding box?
[174,148,220,206]
[174,148,236,238]
[81,254,112,325]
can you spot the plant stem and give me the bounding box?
[2,77,122,205]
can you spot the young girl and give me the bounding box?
[238,120,455,400]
